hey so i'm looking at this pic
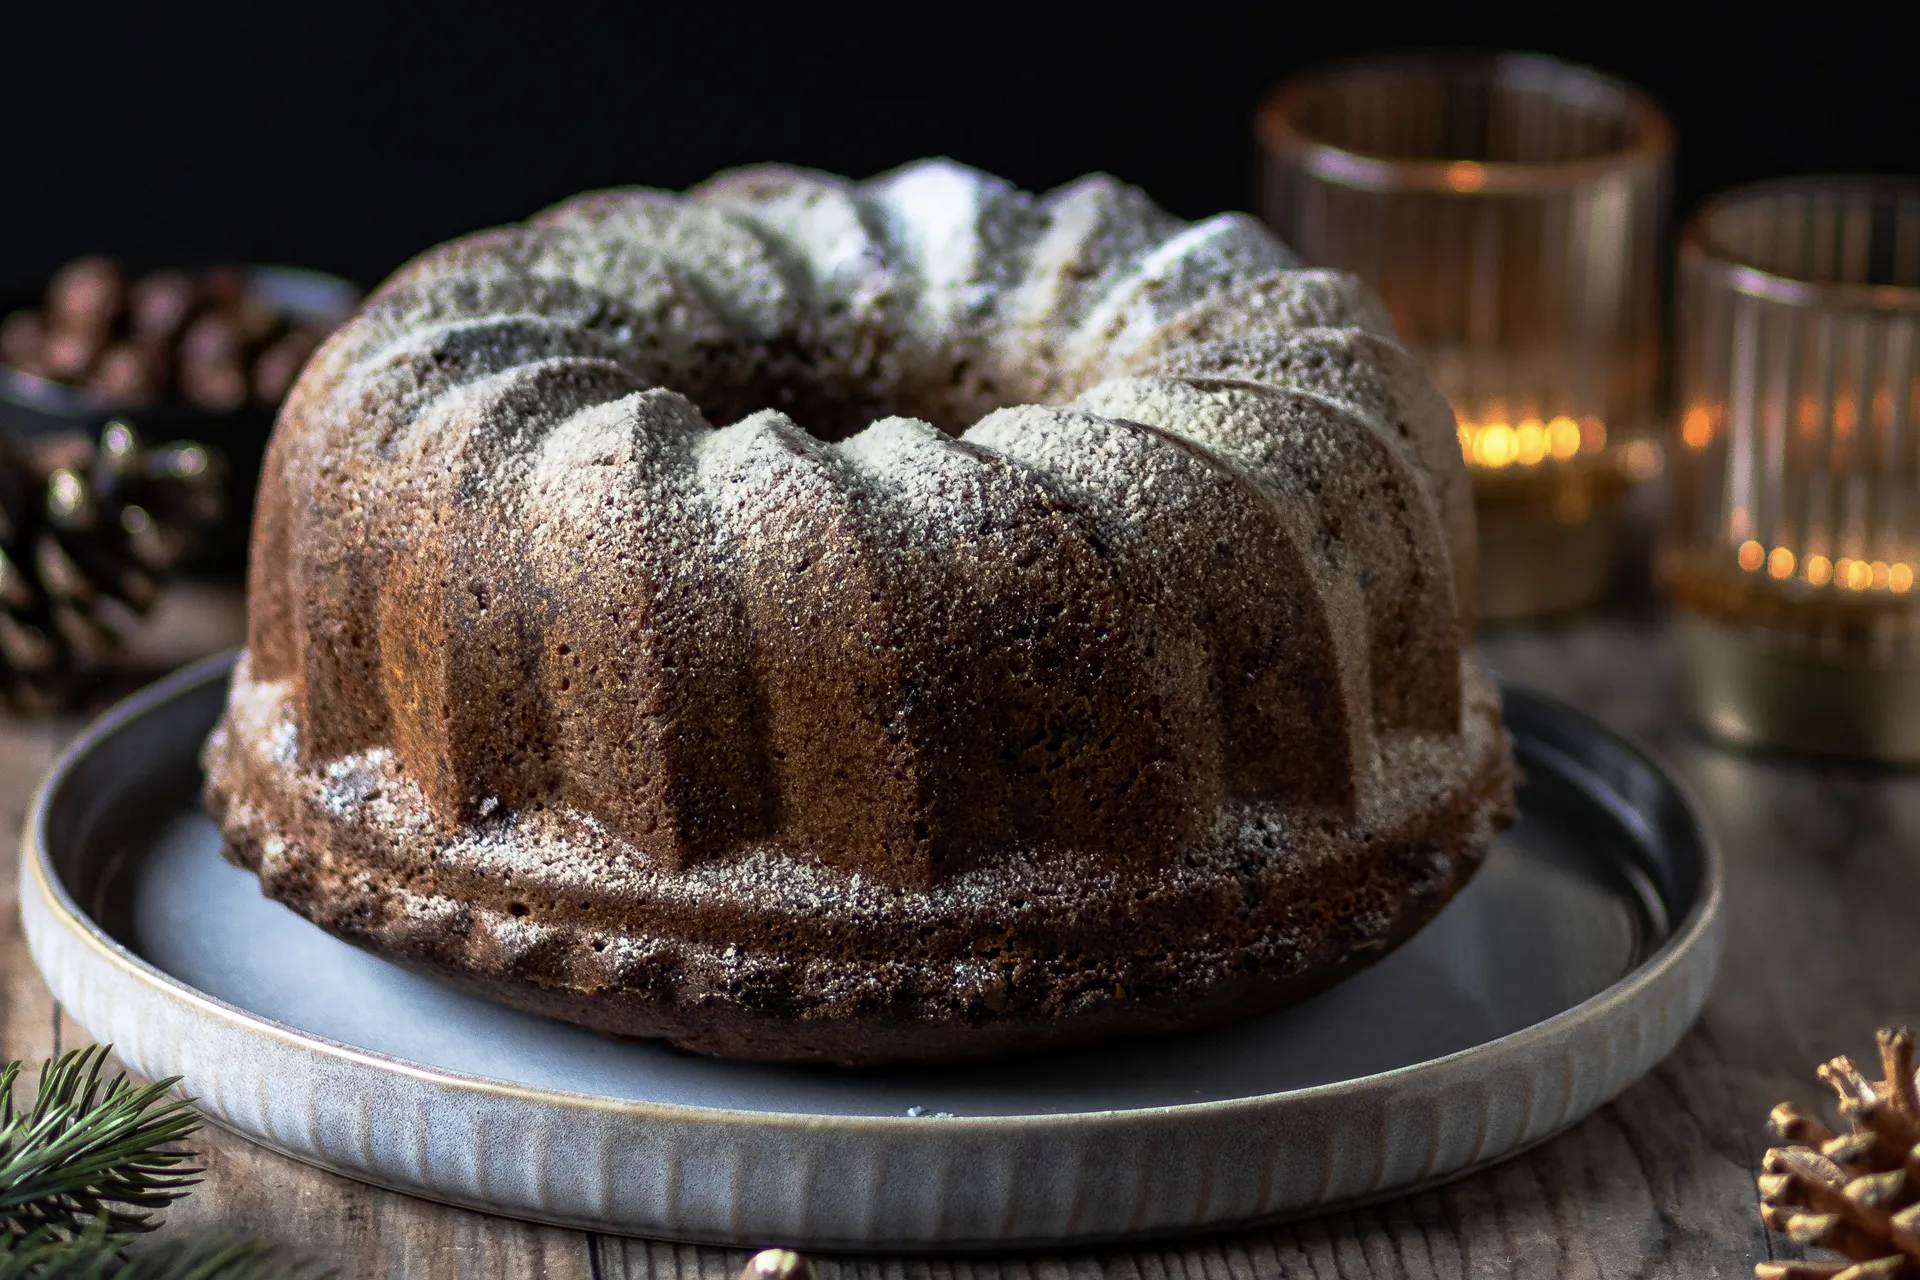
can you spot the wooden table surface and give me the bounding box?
[3,581,1915,1279]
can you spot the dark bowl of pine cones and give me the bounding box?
[0,258,360,710]
[1759,1026,1920,1279]
[0,257,361,574]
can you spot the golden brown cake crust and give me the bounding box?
[205,658,1513,1065]
[204,160,1518,1066]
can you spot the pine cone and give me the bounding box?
[1758,1027,1920,1279]
[0,419,224,709]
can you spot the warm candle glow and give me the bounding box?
[1444,160,1488,193]
[1733,545,1919,596]
[1456,414,1611,471]
[1515,418,1547,465]
[1681,406,1713,449]
[1260,53,1671,622]
[1548,416,1582,459]
[1665,177,1920,760]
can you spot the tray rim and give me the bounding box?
[18,650,1727,1246]
[24,650,1721,1127]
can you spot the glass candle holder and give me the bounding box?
[1664,176,1920,759]
[1256,52,1673,621]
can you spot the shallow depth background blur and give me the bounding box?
[6,2,1915,294]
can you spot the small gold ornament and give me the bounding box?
[739,1249,815,1280]
[1757,1027,1920,1278]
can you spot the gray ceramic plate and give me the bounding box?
[20,653,1723,1250]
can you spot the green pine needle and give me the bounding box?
[0,1221,329,1280]
[0,1046,202,1241]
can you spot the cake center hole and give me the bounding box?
[690,359,1018,444]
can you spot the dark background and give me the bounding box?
[3,2,1915,291]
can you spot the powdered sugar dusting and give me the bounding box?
[221,661,1504,932]
[206,159,1517,1053]
[1071,215,1303,369]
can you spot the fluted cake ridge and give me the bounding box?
[203,159,1516,1065]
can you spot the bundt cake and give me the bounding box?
[202,159,1517,1066]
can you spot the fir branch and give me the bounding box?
[0,1221,329,1280]
[0,1223,121,1280]
[118,1230,327,1280]
[0,1046,201,1241]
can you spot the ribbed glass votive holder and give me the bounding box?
[1664,176,1920,758]
[1256,52,1672,621]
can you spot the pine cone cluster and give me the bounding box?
[0,420,224,709]
[0,256,334,412]
[1759,1027,1920,1279]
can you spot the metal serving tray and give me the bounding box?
[20,652,1722,1250]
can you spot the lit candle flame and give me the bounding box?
[1737,546,1918,595]
[1456,414,1598,469]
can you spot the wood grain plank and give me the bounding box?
[141,1065,596,1279]
[40,1006,599,1280]
[1,711,78,1068]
